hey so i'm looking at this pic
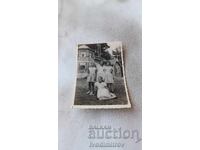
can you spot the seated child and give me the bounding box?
[95,76,117,100]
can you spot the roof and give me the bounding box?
[78,45,90,49]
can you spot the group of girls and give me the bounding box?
[86,60,117,100]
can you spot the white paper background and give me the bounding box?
[58,0,142,149]
[1,0,200,150]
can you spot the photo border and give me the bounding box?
[72,41,131,109]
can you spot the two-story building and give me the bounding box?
[77,45,96,78]
[77,44,123,79]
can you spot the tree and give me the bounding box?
[100,43,111,60]
[101,49,111,60]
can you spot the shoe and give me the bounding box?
[86,91,90,94]
[89,92,94,95]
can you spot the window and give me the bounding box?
[80,52,86,57]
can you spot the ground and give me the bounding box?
[74,77,128,105]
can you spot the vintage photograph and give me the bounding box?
[72,41,131,109]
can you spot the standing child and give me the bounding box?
[95,60,105,81]
[104,61,114,92]
[86,62,97,95]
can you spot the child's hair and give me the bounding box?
[100,60,104,66]
[98,76,104,82]
[106,61,111,66]
[89,62,96,67]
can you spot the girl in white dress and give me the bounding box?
[95,60,105,81]
[95,76,116,100]
[104,61,114,92]
[87,62,97,95]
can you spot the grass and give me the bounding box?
[74,77,128,105]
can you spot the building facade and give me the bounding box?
[77,44,123,79]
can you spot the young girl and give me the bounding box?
[95,60,105,81]
[86,62,97,95]
[104,61,114,92]
[95,76,116,100]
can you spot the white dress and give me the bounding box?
[96,63,105,80]
[95,82,116,100]
[87,67,96,82]
[104,66,114,83]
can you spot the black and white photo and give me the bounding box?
[72,41,131,109]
